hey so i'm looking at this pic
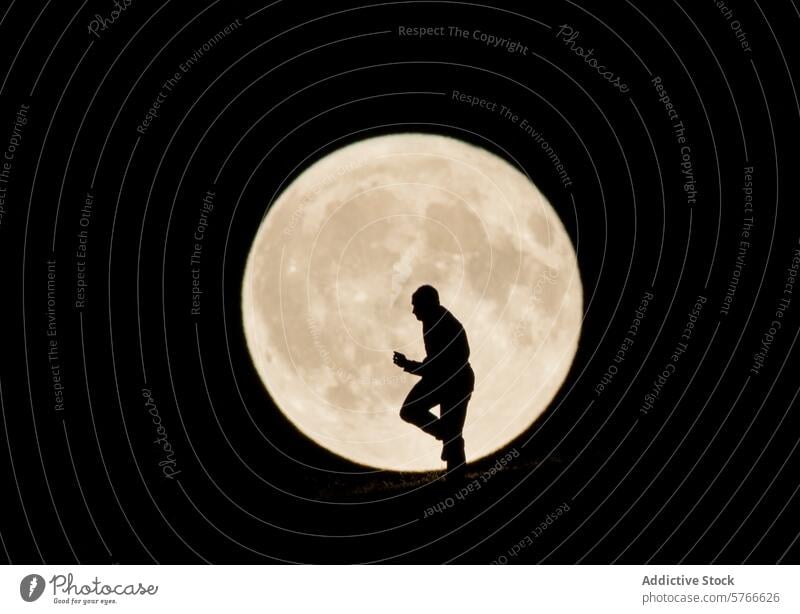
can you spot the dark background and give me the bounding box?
[1,0,799,563]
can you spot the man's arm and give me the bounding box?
[393,352,428,377]
[413,313,469,378]
[403,358,428,377]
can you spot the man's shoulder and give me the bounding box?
[441,307,464,330]
[423,306,464,334]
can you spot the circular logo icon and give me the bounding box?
[20,574,45,602]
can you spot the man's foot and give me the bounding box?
[441,436,465,461]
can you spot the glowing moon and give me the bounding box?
[241,133,582,471]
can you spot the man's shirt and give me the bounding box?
[405,306,471,380]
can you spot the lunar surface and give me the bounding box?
[241,133,583,471]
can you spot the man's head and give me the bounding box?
[411,285,440,321]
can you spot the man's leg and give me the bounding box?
[438,390,471,471]
[399,379,443,439]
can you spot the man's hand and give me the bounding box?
[392,351,409,369]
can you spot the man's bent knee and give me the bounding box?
[399,405,416,423]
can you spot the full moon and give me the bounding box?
[241,133,582,471]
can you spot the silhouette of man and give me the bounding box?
[393,285,475,479]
